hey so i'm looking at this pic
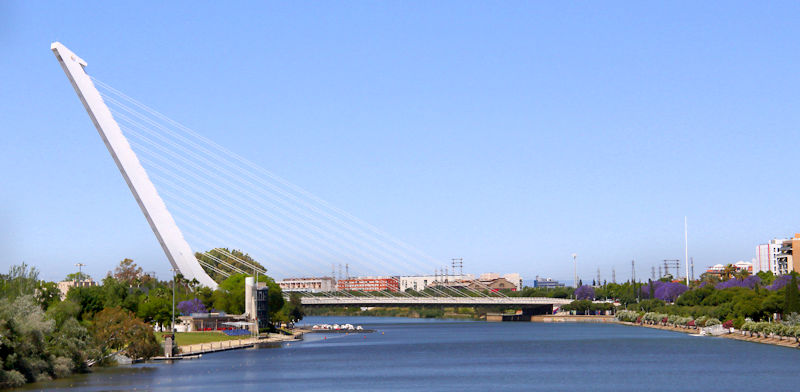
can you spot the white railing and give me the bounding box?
[298,296,573,306]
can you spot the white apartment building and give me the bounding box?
[755,238,786,274]
[399,274,475,292]
[277,277,336,293]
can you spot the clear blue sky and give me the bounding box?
[2,1,799,284]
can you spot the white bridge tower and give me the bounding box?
[51,42,218,289]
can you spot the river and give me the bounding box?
[19,316,800,391]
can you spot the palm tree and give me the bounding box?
[734,268,751,281]
[722,264,737,281]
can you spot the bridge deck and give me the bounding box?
[299,296,573,307]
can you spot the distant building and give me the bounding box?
[705,261,753,278]
[532,276,565,289]
[399,274,474,292]
[776,234,800,275]
[57,278,98,300]
[756,239,786,274]
[479,272,523,291]
[278,277,336,293]
[734,260,753,272]
[470,277,517,292]
[337,276,399,292]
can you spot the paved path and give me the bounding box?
[178,333,300,356]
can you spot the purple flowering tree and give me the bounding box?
[640,281,664,299]
[767,275,800,291]
[177,298,207,315]
[654,282,688,302]
[716,275,761,290]
[575,285,595,300]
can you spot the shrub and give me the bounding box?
[615,310,639,323]
[722,320,733,329]
[705,318,721,327]
[0,370,26,388]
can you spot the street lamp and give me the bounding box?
[572,253,578,289]
[170,268,178,332]
[74,263,86,282]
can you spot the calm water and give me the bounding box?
[20,316,800,391]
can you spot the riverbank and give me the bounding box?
[171,332,302,357]
[150,329,306,360]
[617,321,800,349]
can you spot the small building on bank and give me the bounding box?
[177,312,249,332]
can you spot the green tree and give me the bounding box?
[65,272,91,282]
[36,281,61,310]
[0,263,40,300]
[757,270,776,286]
[112,258,145,286]
[195,248,266,283]
[0,295,55,385]
[90,307,160,362]
[66,285,106,321]
[783,274,800,315]
[212,273,284,320]
[137,295,172,330]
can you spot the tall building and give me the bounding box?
[776,234,800,275]
[755,238,786,274]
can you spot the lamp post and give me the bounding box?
[572,253,578,289]
[170,268,178,332]
[74,263,85,282]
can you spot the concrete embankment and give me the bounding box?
[618,321,800,349]
[531,315,616,323]
[158,331,304,359]
[487,313,615,323]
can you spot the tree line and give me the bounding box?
[0,251,303,388]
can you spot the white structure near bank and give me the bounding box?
[51,42,218,288]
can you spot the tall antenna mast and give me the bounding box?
[51,42,217,288]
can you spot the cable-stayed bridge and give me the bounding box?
[52,42,564,309]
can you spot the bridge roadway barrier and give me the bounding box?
[298,296,574,307]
